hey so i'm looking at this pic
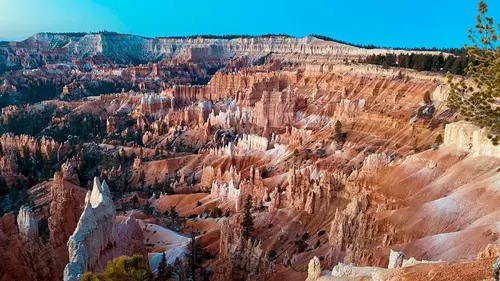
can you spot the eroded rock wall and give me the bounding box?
[444,121,500,158]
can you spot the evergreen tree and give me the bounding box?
[241,195,254,240]
[186,231,209,281]
[188,231,197,281]
[153,177,160,190]
[443,56,455,72]
[334,120,344,143]
[156,252,171,281]
[163,175,174,195]
[450,59,463,74]
[139,170,146,188]
[447,0,500,145]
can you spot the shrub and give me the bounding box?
[423,90,432,104]
[82,255,153,281]
[435,134,443,145]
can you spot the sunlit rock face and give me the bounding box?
[3,34,444,69]
[63,177,147,281]
[17,206,39,242]
[49,172,83,250]
[64,177,116,281]
[444,121,500,158]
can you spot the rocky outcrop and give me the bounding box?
[60,157,80,185]
[0,150,17,185]
[114,212,148,259]
[215,218,269,281]
[63,177,148,281]
[331,262,381,277]
[328,194,371,263]
[237,134,269,153]
[0,133,62,160]
[387,250,403,269]
[333,99,366,122]
[268,187,281,213]
[200,165,216,190]
[49,172,84,249]
[64,177,116,281]
[253,87,298,128]
[0,210,58,281]
[139,94,172,113]
[358,153,391,179]
[276,126,313,145]
[287,167,346,214]
[305,256,321,281]
[17,206,39,241]
[444,121,500,158]
[211,180,240,204]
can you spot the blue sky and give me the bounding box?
[1,0,499,48]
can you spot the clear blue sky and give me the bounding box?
[1,0,499,48]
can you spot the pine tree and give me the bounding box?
[153,177,160,190]
[447,0,500,145]
[156,252,171,281]
[334,120,344,143]
[186,231,208,281]
[241,195,254,240]
[139,170,146,188]
[188,231,197,281]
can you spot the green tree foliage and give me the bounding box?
[310,34,464,54]
[364,53,474,74]
[210,206,223,218]
[260,166,270,178]
[153,177,160,190]
[161,206,183,232]
[162,176,174,195]
[139,170,146,188]
[82,255,154,281]
[315,148,326,158]
[44,112,106,142]
[4,104,58,136]
[435,134,444,145]
[156,252,173,281]
[423,91,432,104]
[186,231,212,281]
[334,120,345,143]
[241,195,254,240]
[447,0,500,145]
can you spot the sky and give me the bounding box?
[0,0,499,48]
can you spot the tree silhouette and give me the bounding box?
[156,252,172,281]
[241,195,254,240]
